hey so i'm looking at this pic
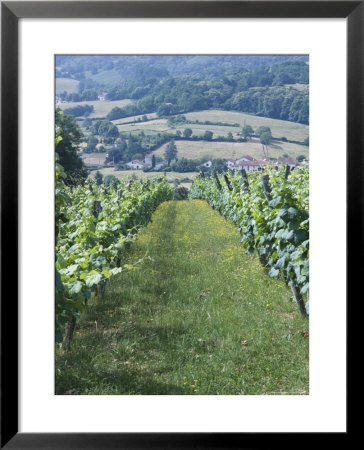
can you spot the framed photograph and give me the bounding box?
[1,1,356,447]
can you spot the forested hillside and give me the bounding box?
[56,56,309,124]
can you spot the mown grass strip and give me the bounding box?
[56,200,309,395]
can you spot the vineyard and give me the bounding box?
[56,200,309,395]
[56,158,173,346]
[189,166,309,317]
[56,140,309,394]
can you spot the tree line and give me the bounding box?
[58,60,309,125]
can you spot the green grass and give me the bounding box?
[185,110,309,142]
[88,167,198,186]
[58,99,134,119]
[114,110,309,144]
[113,113,158,125]
[152,139,309,162]
[56,200,309,395]
[115,118,241,138]
[56,78,80,94]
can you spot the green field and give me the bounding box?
[113,113,158,125]
[284,83,309,91]
[58,99,134,119]
[56,200,309,395]
[115,118,172,135]
[115,118,242,139]
[56,78,80,94]
[152,139,309,162]
[113,109,308,145]
[81,152,107,166]
[88,167,198,185]
[184,110,309,142]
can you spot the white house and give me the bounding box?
[200,160,212,168]
[235,155,256,163]
[126,160,148,170]
[274,157,300,169]
[235,160,265,172]
[225,159,236,168]
[98,92,107,101]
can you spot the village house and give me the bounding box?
[126,160,148,170]
[235,160,263,172]
[274,157,300,169]
[225,159,236,168]
[200,160,212,168]
[97,92,107,101]
[235,155,256,163]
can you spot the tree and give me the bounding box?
[209,159,227,174]
[85,135,98,153]
[242,124,254,140]
[105,149,123,165]
[94,171,103,185]
[227,132,234,141]
[183,128,193,138]
[173,186,189,201]
[103,175,119,186]
[55,109,88,186]
[203,130,213,141]
[164,139,178,165]
[171,157,197,173]
[152,154,156,168]
[260,131,271,159]
[256,126,272,138]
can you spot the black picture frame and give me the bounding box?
[1,1,356,448]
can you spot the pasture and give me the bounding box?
[115,118,241,139]
[113,112,158,125]
[152,139,309,162]
[80,152,107,166]
[184,110,309,142]
[113,109,309,144]
[88,167,198,185]
[56,78,80,94]
[58,99,134,119]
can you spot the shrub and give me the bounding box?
[173,186,189,200]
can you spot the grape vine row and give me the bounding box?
[55,175,173,344]
[189,167,309,316]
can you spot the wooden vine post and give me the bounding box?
[261,174,273,203]
[284,164,291,180]
[239,168,249,193]
[92,200,102,219]
[214,171,222,190]
[290,283,307,318]
[63,317,77,352]
[224,173,233,191]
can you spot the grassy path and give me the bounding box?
[56,200,309,395]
